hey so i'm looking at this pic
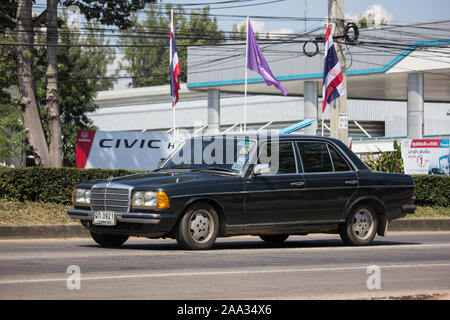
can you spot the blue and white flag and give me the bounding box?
[170,14,180,106]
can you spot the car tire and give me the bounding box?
[259,234,289,243]
[175,202,219,250]
[90,232,129,248]
[339,205,378,246]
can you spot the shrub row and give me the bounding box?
[0,167,140,205]
[412,175,450,207]
[0,167,448,207]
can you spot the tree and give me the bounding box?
[231,23,246,41]
[358,13,387,29]
[0,11,25,166]
[119,5,225,87]
[1,0,156,167]
[0,32,25,166]
[34,15,115,166]
[231,22,261,41]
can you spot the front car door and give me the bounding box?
[243,140,306,225]
[295,140,358,222]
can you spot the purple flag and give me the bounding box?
[247,19,288,96]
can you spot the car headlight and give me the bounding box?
[72,188,91,206]
[132,191,170,210]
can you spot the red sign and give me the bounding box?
[76,130,96,168]
[410,139,440,148]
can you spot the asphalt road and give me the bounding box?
[0,232,449,300]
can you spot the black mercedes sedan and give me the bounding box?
[68,134,416,250]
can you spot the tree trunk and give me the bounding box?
[16,0,50,166]
[46,0,63,167]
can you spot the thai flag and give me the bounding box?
[170,15,181,107]
[322,25,346,113]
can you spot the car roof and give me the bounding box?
[199,133,342,143]
[195,134,368,171]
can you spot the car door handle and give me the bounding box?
[345,180,358,185]
[290,181,305,187]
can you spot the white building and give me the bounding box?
[89,20,450,154]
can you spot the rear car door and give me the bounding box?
[296,140,358,222]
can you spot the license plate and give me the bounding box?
[93,211,116,226]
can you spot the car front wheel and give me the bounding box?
[175,203,219,250]
[339,205,378,246]
[90,232,129,248]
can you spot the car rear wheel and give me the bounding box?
[259,234,289,243]
[339,205,378,246]
[175,202,219,250]
[90,232,129,248]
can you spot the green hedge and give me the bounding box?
[412,175,450,207]
[0,167,140,205]
[0,168,449,207]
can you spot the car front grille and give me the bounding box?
[91,186,130,212]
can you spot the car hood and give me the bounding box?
[80,170,232,189]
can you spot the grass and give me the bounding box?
[0,199,74,225]
[0,199,449,225]
[404,206,450,219]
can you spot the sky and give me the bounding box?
[34,0,450,34]
[32,0,450,89]
[171,0,450,34]
[162,0,450,33]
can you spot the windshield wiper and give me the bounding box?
[162,164,197,170]
[199,166,238,173]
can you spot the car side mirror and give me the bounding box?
[253,163,271,176]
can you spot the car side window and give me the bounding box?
[258,142,297,174]
[328,144,352,171]
[296,141,333,173]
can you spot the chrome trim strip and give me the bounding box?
[226,219,344,228]
[170,186,358,198]
[90,182,133,212]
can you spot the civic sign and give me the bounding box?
[76,130,187,170]
[401,139,450,175]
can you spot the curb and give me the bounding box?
[0,224,89,239]
[0,219,449,239]
[388,218,450,232]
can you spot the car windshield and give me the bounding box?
[161,137,256,174]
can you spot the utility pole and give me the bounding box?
[328,0,348,143]
[304,0,307,33]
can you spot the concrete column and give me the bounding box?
[407,73,424,139]
[304,81,318,135]
[207,89,220,135]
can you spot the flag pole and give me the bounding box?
[321,109,324,136]
[243,16,249,133]
[172,101,176,136]
[171,9,176,137]
[321,22,327,137]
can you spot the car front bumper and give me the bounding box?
[67,209,178,237]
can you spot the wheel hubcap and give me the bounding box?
[352,209,374,240]
[190,211,212,242]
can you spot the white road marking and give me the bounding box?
[1,242,450,261]
[1,263,450,285]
